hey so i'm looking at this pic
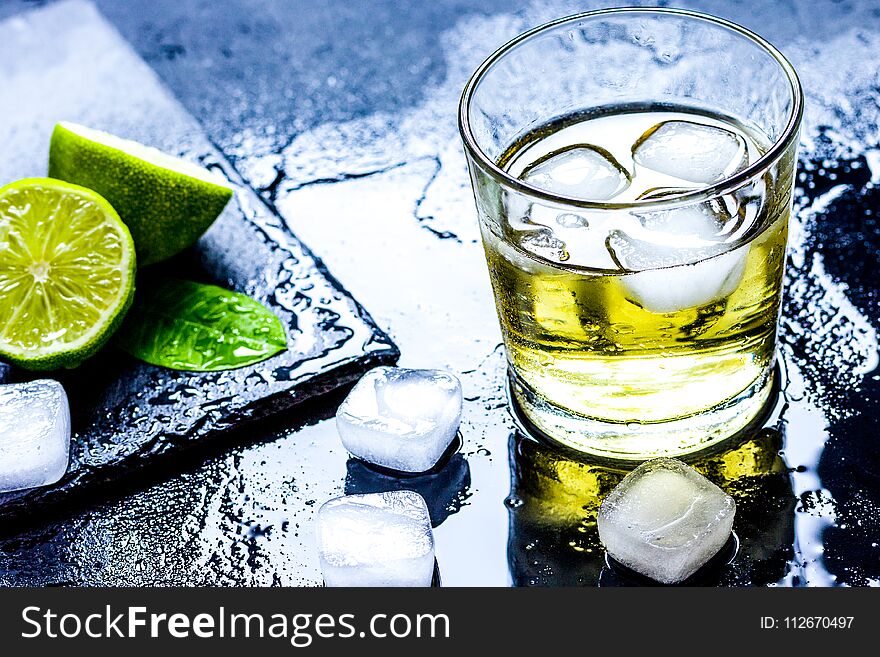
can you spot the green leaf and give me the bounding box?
[117,278,288,371]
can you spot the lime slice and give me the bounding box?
[0,178,136,370]
[48,122,233,266]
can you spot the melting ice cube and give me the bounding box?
[637,201,729,243]
[608,202,748,313]
[336,366,463,473]
[597,458,736,584]
[316,490,435,587]
[0,379,71,494]
[632,120,748,185]
[521,144,631,201]
[611,237,748,313]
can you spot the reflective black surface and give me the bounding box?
[0,1,396,525]
[508,420,797,586]
[0,0,878,586]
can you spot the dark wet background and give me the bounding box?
[0,0,878,586]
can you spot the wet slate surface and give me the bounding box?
[0,0,878,586]
[0,1,396,524]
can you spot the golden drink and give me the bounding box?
[480,107,793,457]
[459,9,802,458]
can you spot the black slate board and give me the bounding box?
[0,0,397,522]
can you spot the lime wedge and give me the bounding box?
[0,178,136,370]
[48,122,233,266]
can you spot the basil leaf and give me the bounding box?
[117,278,287,371]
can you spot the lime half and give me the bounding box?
[0,178,136,370]
[49,122,233,266]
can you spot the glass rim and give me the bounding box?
[458,7,804,211]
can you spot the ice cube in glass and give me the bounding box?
[521,144,631,200]
[632,120,748,184]
[608,201,748,313]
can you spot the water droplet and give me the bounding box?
[504,495,523,509]
[556,213,589,228]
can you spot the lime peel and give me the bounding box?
[48,122,234,266]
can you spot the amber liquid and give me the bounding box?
[480,106,792,458]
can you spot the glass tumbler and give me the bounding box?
[459,8,802,459]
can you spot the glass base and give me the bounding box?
[507,364,777,462]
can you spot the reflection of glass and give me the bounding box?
[697,428,795,585]
[344,453,471,528]
[460,9,803,459]
[507,429,794,586]
[507,433,624,585]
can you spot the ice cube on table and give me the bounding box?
[0,380,71,494]
[521,144,631,201]
[336,366,462,473]
[316,490,435,587]
[597,458,736,584]
[632,120,748,185]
